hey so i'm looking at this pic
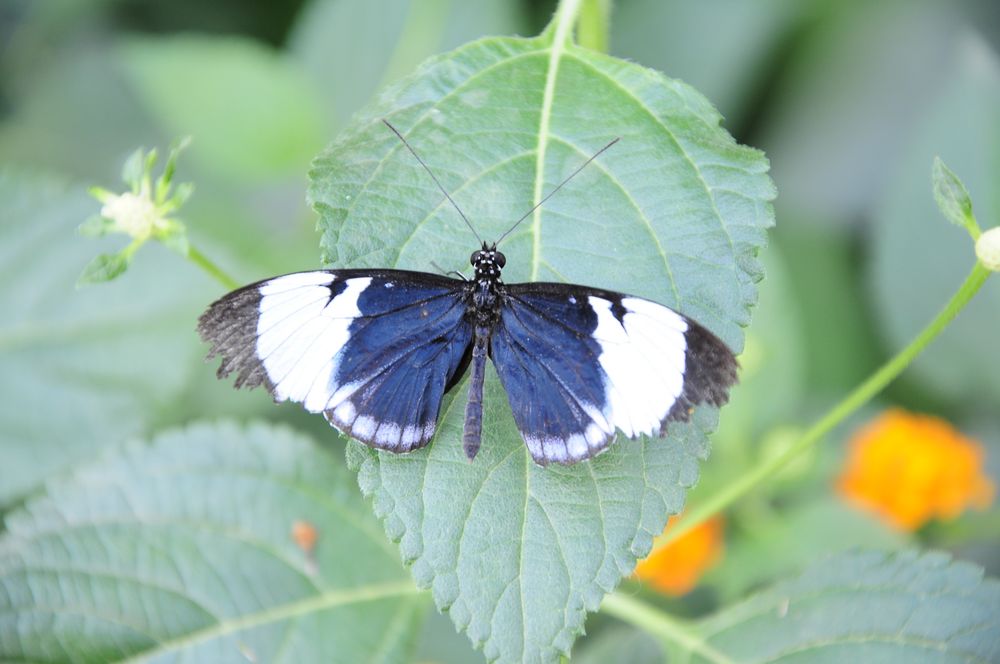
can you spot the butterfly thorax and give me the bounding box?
[469,243,506,326]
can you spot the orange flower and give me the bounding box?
[633,515,724,595]
[837,409,995,530]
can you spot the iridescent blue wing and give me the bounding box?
[492,282,737,465]
[198,270,473,452]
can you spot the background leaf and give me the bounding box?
[758,0,968,225]
[697,549,1000,662]
[0,44,160,183]
[120,35,327,182]
[0,173,213,506]
[572,625,662,664]
[0,29,325,280]
[289,0,527,132]
[871,38,1000,408]
[309,28,774,662]
[611,0,810,130]
[0,421,426,662]
[703,500,905,603]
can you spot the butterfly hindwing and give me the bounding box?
[198,269,473,452]
[492,283,737,465]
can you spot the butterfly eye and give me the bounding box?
[495,252,506,268]
[470,251,480,266]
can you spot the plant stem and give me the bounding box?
[577,0,612,53]
[121,237,145,261]
[188,245,239,290]
[601,593,736,664]
[654,262,992,549]
[547,0,585,44]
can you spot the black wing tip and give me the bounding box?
[196,284,272,392]
[664,322,739,428]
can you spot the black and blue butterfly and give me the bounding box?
[198,121,738,466]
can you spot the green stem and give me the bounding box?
[577,0,612,53]
[188,245,239,290]
[601,593,736,664]
[545,0,585,44]
[654,261,992,550]
[121,237,145,261]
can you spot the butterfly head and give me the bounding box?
[471,242,506,281]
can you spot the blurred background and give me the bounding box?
[2,0,998,660]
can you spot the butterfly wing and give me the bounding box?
[198,269,474,452]
[491,282,737,465]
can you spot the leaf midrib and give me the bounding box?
[528,2,574,282]
[756,634,990,664]
[701,583,994,637]
[115,581,423,663]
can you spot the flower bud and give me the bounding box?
[101,192,160,240]
[975,226,1000,271]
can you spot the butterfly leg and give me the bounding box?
[462,326,490,460]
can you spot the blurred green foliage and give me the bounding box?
[1,0,998,661]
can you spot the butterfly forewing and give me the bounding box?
[492,283,737,465]
[198,269,473,453]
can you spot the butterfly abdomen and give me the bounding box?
[461,327,491,460]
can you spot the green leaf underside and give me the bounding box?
[308,30,773,663]
[698,550,1000,663]
[0,422,425,663]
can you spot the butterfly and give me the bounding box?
[198,121,738,466]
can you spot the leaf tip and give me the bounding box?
[931,156,978,238]
[76,252,129,287]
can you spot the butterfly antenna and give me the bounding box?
[496,136,620,245]
[383,120,484,245]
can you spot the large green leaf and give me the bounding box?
[308,13,773,662]
[0,421,426,662]
[0,172,214,506]
[697,549,1000,662]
